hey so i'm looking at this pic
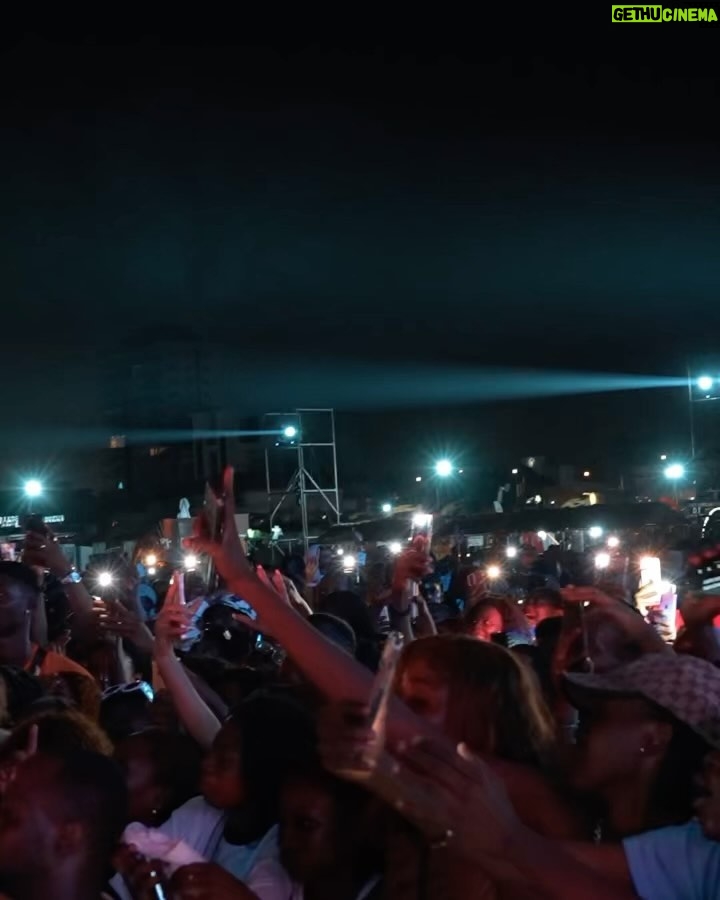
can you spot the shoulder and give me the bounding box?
[624,820,720,899]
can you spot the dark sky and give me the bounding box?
[1,20,718,472]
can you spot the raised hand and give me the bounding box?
[183,467,252,587]
[154,572,204,656]
[391,737,520,859]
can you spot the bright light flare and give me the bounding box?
[98,571,113,588]
[145,553,157,567]
[282,425,298,439]
[412,513,433,529]
[537,530,547,541]
[381,503,392,514]
[607,536,620,549]
[589,526,603,539]
[183,554,199,570]
[698,376,714,392]
[595,552,610,570]
[486,565,502,580]
[389,542,403,555]
[435,459,453,478]
[24,479,43,498]
[342,554,357,571]
[665,463,684,480]
[506,546,518,559]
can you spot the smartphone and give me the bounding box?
[203,479,225,592]
[334,631,404,780]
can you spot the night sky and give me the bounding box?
[1,20,718,480]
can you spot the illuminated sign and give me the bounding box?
[0,514,65,529]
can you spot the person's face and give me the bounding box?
[397,658,450,729]
[0,577,31,647]
[115,742,162,826]
[524,602,560,628]
[279,781,337,882]
[201,721,245,810]
[570,697,668,793]
[0,758,60,882]
[472,607,503,642]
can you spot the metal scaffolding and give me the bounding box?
[264,409,341,550]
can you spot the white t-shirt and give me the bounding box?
[110,796,267,899]
[624,819,720,900]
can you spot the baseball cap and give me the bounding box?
[564,652,720,749]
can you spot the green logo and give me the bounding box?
[612,5,719,20]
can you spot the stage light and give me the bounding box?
[589,526,603,539]
[506,546,518,559]
[511,468,519,475]
[145,553,157,567]
[698,375,713,392]
[435,459,453,477]
[415,476,422,482]
[583,471,591,478]
[389,542,402,555]
[148,567,157,576]
[98,572,113,588]
[336,548,345,556]
[342,554,357,572]
[183,554,198,570]
[282,425,298,439]
[381,503,392,514]
[607,536,620,549]
[24,479,43,498]
[486,565,502,579]
[665,463,684,480]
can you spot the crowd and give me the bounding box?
[0,466,719,898]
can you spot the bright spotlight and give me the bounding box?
[607,536,620,549]
[486,565,502,580]
[595,552,610,570]
[583,471,591,478]
[183,554,198,570]
[435,459,453,478]
[537,530,547,541]
[342,554,357,572]
[665,463,684,480]
[389,542,402,555]
[381,503,392,514]
[336,547,345,556]
[660,454,667,461]
[511,468,519,475]
[98,571,113,588]
[24,479,43,498]
[415,476,422,482]
[145,553,157,567]
[148,566,157,576]
[282,425,298,439]
[506,546,518,559]
[589,526,603,539]
[697,375,714,393]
